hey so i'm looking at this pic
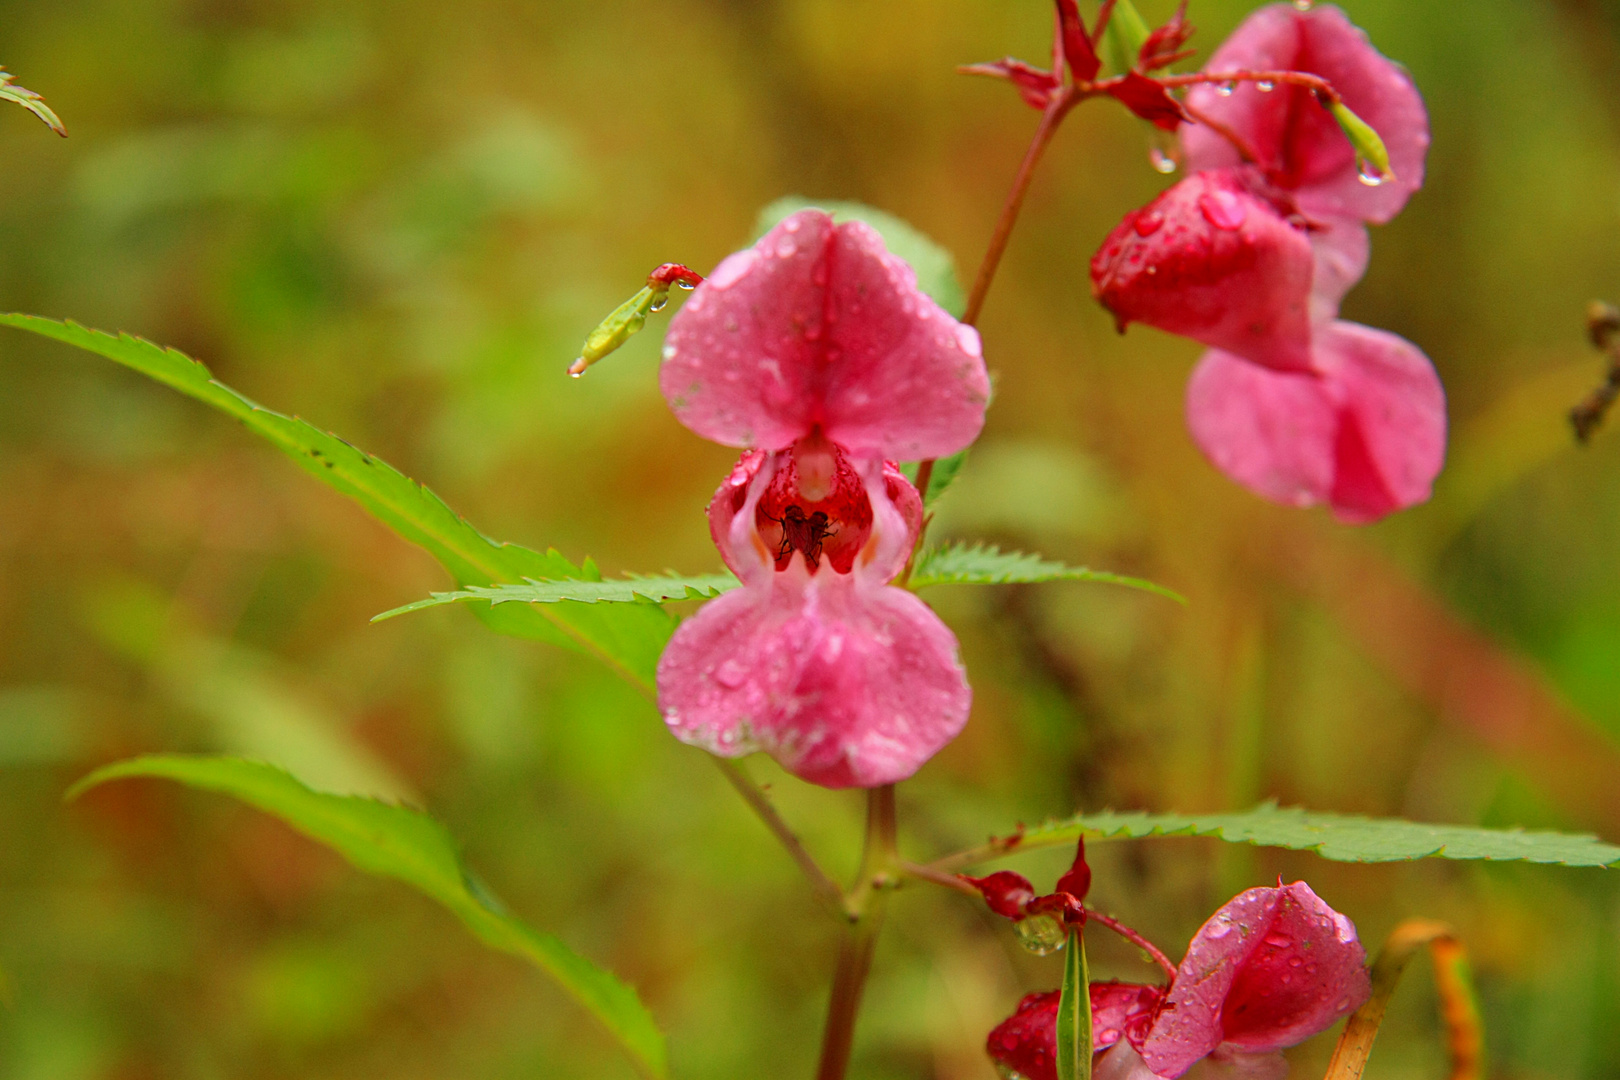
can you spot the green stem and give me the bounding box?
[815,786,898,1080]
[713,758,845,914]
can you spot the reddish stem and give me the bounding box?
[1155,68,1342,104]
[1091,0,1120,47]
[1084,908,1178,980]
[1180,100,1262,165]
[647,262,705,288]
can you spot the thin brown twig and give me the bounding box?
[713,758,845,913]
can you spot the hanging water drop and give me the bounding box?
[1293,0,1313,9]
[1013,913,1068,955]
[1256,80,1275,92]
[1149,146,1178,174]
[649,295,668,312]
[676,280,697,291]
[1356,158,1387,186]
[1215,81,1235,97]
[567,358,588,377]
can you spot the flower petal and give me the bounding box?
[1185,322,1445,522]
[1185,348,1338,509]
[1180,4,1428,224]
[1139,882,1369,1078]
[656,569,970,789]
[1092,169,1316,372]
[661,209,991,459]
[1314,320,1447,524]
[987,984,1166,1080]
[1308,214,1369,320]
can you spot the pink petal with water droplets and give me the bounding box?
[1186,322,1445,522]
[1180,4,1429,224]
[655,566,970,789]
[1094,1043,1164,1080]
[1138,882,1369,1078]
[1092,169,1316,372]
[661,209,990,459]
[986,984,1166,1080]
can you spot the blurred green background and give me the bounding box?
[2,0,1619,1076]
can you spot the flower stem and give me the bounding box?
[1084,909,1177,980]
[962,88,1080,327]
[1154,68,1342,104]
[815,785,898,1080]
[713,758,845,914]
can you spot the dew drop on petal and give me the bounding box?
[995,1066,1030,1080]
[1134,211,1165,237]
[1199,189,1248,230]
[715,660,748,689]
[954,323,983,358]
[1263,932,1292,948]
[1293,0,1313,9]
[662,344,677,361]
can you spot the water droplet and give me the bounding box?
[662,344,677,361]
[566,358,587,377]
[649,295,668,312]
[1149,146,1179,174]
[1288,956,1303,968]
[1206,919,1233,940]
[676,280,697,291]
[1293,0,1313,10]
[1014,914,1068,955]
[1257,80,1276,92]
[1199,189,1248,230]
[954,324,982,358]
[1100,1028,1120,1043]
[1356,159,1387,186]
[995,1065,1031,1080]
[812,262,829,286]
[1215,81,1235,97]
[775,238,798,258]
[1264,932,1293,948]
[715,660,748,689]
[783,215,802,233]
[1133,211,1165,237]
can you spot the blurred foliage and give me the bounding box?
[1,0,1619,1078]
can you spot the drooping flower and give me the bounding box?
[986,882,1370,1080]
[1090,4,1444,523]
[656,209,991,788]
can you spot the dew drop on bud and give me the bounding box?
[1257,80,1275,92]
[676,280,696,290]
[1013,913,1068,955]
[567,358,588,378]
[1356,158,1387,186]
[1149,147,1178,174]
[649,295,668,312]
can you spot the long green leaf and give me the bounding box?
[67,755,668,1078]
[1055,926,1092,1080]
[0,66,65,136]
[753,197,967,318]
[0,315,675,692]
[945,803,1620,869]
[908,542,1185,603]
[374,573,740,622]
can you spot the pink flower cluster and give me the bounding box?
[655,210,991,788]
[984,879,1370,1080]
[1092,4,1444,523]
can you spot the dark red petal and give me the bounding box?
[1055,0,1101,82]
[961,870,1037,919]
[986,983,1166,1080]
[960,58,1061,110]
[1090,167,1315,372]
[1138,1,1195,72]
[1054,837,1092,902]
[1108,72,1187,130]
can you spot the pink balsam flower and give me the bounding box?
[987,882,1370,1080]
[1091,3,1443,523]
[656,209,991,788]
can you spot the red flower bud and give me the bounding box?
[962,870,1037,920]
[1054,837,1092,902]
[1091,167,1314,372]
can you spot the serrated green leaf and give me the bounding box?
[908,542,1185,603]
[0,66,65,137]
[374,573,741,622]
[953,803,1620,869]
[1056,926,1091,1080]
[67,755,668,1078]
[753,197,967,318]
[0,315,676,693]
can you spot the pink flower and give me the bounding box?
[987,882,1370,1080]
[655,209,990,788]
[1090,4,1444,523]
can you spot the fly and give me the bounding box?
[771,505,838,570]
